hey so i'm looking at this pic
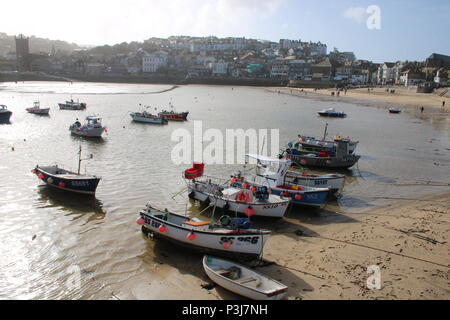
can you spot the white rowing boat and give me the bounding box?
[203,255,288,300]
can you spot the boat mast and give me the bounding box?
[323,123,329,140]
[77,145,82,175]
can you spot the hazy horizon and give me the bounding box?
[1,0,449,63]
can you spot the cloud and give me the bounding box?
[343,6,368,24]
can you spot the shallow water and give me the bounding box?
[0,82,449,299]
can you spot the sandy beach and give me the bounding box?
[271,86,450,117]
[166,191,447,300]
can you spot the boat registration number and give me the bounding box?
[71,181,89,187]
[314,180,328,185]
[220,236,259,244]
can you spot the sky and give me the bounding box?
[1,0,449,62]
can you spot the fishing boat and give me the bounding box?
[69,116,106,137]
[130,111,168,124]
[298,134,359,155]
[59,99,87,110]
[388,108,401,114]
[158,107,189,121]
[26,101,50,115]
[285,139,360,169]
[0,104,12,123]
[285,124,360,169]
[32,146,100,195]
[203,255,288,300]
[185,163,290,218]
[318,108,347,118]
[137,203,271,258]
[231,155,331,207]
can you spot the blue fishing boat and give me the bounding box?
[318,108,347,118]
[231,154,330,208]
[0,105,12,123]
[32,146,100,195]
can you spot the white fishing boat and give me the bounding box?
[137,204,271,258]
[130,111,168,124]
[184,163,290,218]
[26,101,50,115]
[233,154,332,207]
[188,180,289,218]
[69,116,106,137]
[59,99,87,110]
[203,255,288,300]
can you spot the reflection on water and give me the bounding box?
[0,82,449,299]
[37,185,106,215]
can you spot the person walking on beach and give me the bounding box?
[421,107,424,113]
[443,101,446,108]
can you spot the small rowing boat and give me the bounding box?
[203,255,288,300]
[389,108,401,114]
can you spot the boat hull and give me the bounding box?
[59,103,86,110]
[140,211,270,257]
[0,111,12,123]
[287,172,344,194]
[318,112,347,118]
[287,153,360,169]
[69,126,105,137]
[188,187,289,218]
[158,112,189,121]
[27,108,50,115]
[233,181,328,207]
[34,166,100,195]
[130,113,168,124]
[203,256,287,300]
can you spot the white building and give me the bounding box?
[209,61,229,76]
[142,51,168,73]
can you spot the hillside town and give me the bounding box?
[1,32,449,88]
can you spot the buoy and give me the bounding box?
[245,206,255,217]
[38,173,45,179]
[249,186,256,192]
[11,147,15,151]
[58,181,65,188]
[222,241,232,249]
[230,177,237,183]
[136,217,145,225]
[295,194,302,201]
[186,232,196,241]
[158,225,167,233]
[242,183,248,189]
